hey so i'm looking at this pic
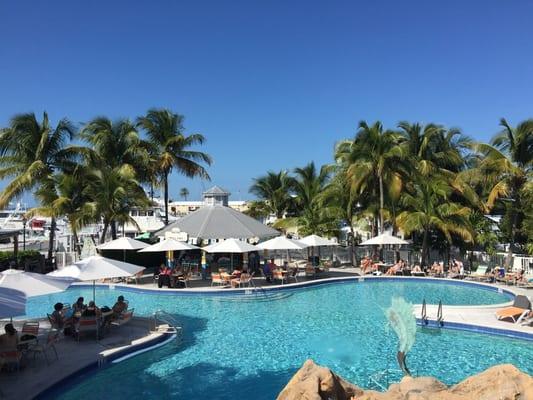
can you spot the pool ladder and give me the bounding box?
[421,299,444,327]
[153,310,183,341]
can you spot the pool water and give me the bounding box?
[29,280,532,400]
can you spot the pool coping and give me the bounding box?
[34,319,176,400]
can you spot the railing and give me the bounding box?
[153,310,183,341]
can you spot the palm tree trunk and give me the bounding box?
[164,171,169,225]
[47,217,56,261]
[421,229,429,267]
[349,224,356,267]
[100,220,109,244]
[72,231,80,255]
[379,174,384,234]
[110,221,117,240]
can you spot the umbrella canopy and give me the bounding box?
[139,238,199,253]
[0,269,73,297]
[300,234,338,247]
[47,265,82,279]
[359,233,409,246]
[0,287,26,319]
[203,238,260,253]
[257,236,308,250]
[155,205,279,240]
[97,237,149,250]
[72,256,145,281]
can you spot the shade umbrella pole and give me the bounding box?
[93,280,96,303]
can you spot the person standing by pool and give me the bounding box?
[73,297,86,313]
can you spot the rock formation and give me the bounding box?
[277,360,533,400]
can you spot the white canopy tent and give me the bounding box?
[0,287,26,319]
[0,269,73,297]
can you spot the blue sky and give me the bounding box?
[1,0,532,203]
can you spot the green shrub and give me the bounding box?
[0,250,42,263]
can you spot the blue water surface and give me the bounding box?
[27,280,532,400]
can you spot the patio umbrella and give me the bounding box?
[257,236,308,265]
[138,238,199,252]
[0,269,74,297]
[0,287,26,319]
[203,238,260,270]
[47,264,81,279]
[71,256,145,301]
[300,234,338,266]
[359,233,409,246]
[97,237,149,261]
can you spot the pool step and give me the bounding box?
[208,291,294,303]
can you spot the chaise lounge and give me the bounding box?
[495,295,531,323]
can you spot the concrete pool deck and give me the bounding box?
[0,317,173,400]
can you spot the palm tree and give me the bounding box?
[249,170,293,220]
[0,112,76,260]
[285,162,332,235]
[29,169,93,254]
[85,166,149,243]
[80,117,149,174]
[180,187,189,201]
[137,109,211,225]
[471,118,533,260]
[396,178,473,266]
[339,121,405,234]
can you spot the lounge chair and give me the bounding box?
[495,295,531,323]
[517,278,533,289]
[27,329,60,365]
[469,265,489,281]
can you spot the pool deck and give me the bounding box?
[0,317,172,400]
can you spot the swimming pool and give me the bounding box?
[31,279,533,399]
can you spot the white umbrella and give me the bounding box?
[203,238,261,271]
[257,236,308,250]
[299,234,338,247]
[359,232,409,246]
[72,256,145,301]
[97,237,149,250]
[0,287,26,319]
[139,238,199,252]
[203,238,260,253]
[47,264,81,279]
[257,236,307,266]
[300,234,338,266]
[97,237,149,262]
[0,269,73,297]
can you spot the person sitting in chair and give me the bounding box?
[73,297,86,314]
